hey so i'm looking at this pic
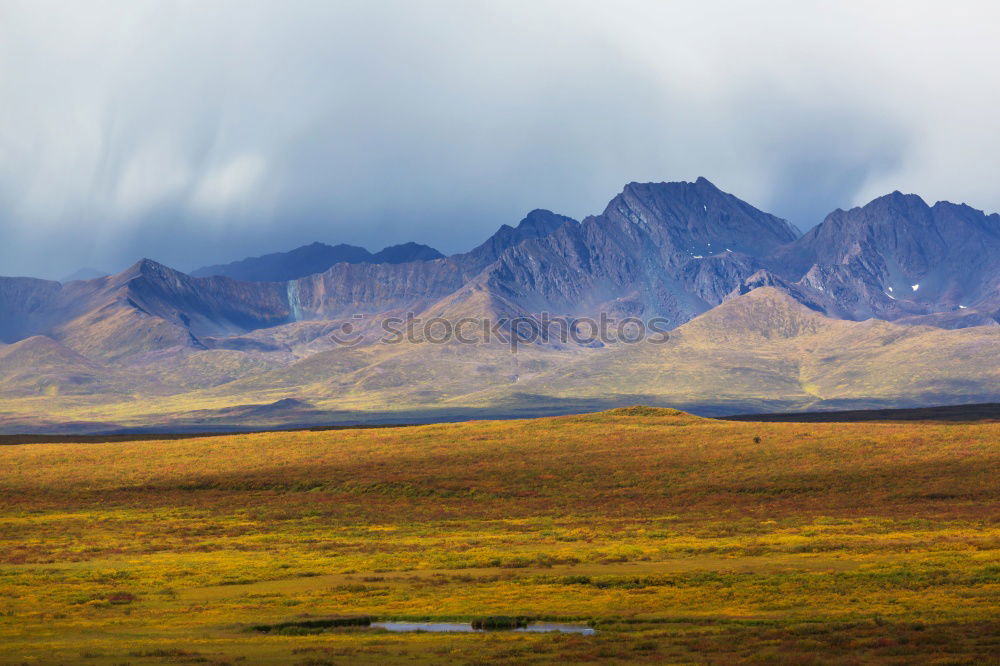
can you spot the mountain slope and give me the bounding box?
[192,241,445,282]
[7,286,993,432]
[0,335,119,398]
[3,178,1000,431]
[0,208,580,358]
[465,178,800,326]
[281,210,579,320]
[191,242,374,281]
[0,277,64,343]
[0,261,294,360]
[110,260,290,337]
[456,287,1000,415]
[459,209,577,270]
[769,192,1000,323]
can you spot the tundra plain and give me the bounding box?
[1,407,997,664]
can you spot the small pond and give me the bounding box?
[371,621,595,635]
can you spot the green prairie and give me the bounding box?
[1,407,998,664]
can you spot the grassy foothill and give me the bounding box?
[0,406,997,664]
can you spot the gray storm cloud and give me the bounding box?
[1,0,998,278]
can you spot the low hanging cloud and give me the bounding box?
[1,0,998,279]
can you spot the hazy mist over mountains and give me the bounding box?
[4,2,1000,278]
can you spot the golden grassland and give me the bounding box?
[0,407,998,664]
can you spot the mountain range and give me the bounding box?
[0,178,997,432]
[190,241,445,282]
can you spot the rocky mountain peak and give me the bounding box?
[516,209,574,234]
[119,258,172,281]
[594,179,800,259]
[460,209,577,271]
[369,242,445,264]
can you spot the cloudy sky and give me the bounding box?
[1,1,998,279]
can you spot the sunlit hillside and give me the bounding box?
[2,288,998,433]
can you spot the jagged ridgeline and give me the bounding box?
[1,179,998,431]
